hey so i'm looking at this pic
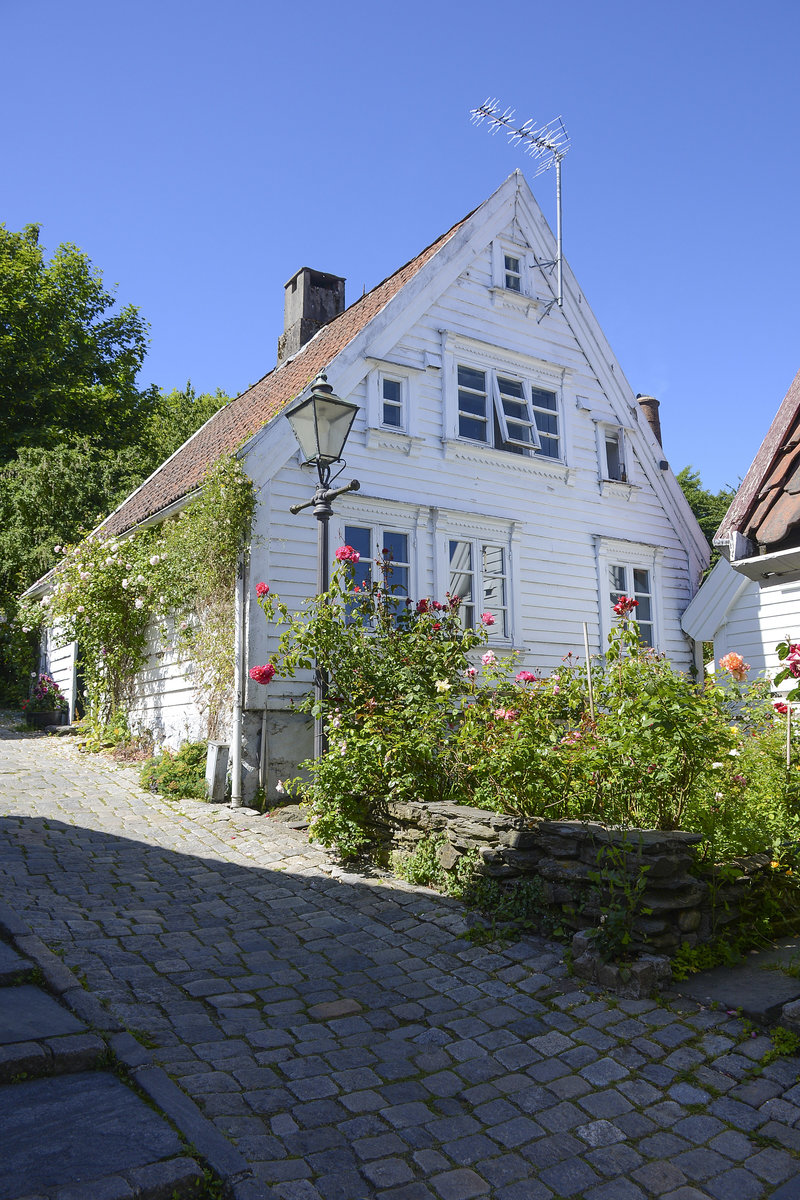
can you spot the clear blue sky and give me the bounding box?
[4,0,798,493]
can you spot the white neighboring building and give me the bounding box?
[682,369,800,689]
[35,171,708,799]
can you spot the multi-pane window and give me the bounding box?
[457,364,560,459]
[381,378,403,428]
[504,254,522,292]
[457,366,490,444]
[609,564,653,647]
[344,524,410,618]
[604,428,626,481]
[531,388,560,459]
[448,539,508,637]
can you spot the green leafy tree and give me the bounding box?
[677,466,737,568]
[0,224,231,702]
[0,223,153,460]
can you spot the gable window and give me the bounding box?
[609,563,653,647]
[504,254,522,292]
[344,523,410,618]
[457,364,560,459]
[603,428,626,482]
[381,376,404,429]
[448,538,509,637]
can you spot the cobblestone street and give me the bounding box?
[2,729,800,1200]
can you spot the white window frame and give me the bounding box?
[456,360,561,460]
[595,537,661,652]
[434,511,519,644]
[365,361,422,442]
[336,499,425,609]
[600,424,627,483]
[379,374,406,432]
[491,241,532,297]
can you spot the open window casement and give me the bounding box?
[493,374,540,452]
[603,427,627,482]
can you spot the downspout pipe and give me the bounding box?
[230,553,245,808]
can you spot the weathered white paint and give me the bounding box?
[39,174,709,795]
[41,624,77,719]
[684,557,800,692]
[239,177,708,798]
[126,617,209,748]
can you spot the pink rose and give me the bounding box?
[256,582,270,597]
[249,663,276,685]
[480,612,495,626]
[515,670,536,683]
[481,651,497,666]
[335,545,360,564]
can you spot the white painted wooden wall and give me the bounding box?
[126,616,209,748]
[713,578,800,693]
[41,624,77,719]
[244,211,703,721]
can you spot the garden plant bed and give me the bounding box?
[372,798,798,997]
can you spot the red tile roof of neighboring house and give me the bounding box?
[101,208,476,537]
[716,369,800,551]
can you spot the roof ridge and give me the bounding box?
[98,194,484,538]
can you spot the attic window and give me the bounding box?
[604,428,626,482]
[504,255,522,292]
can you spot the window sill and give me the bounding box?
[488,286,547,316]
[599,479,640,499]
[443,439,573,482]
[365,428,424,456]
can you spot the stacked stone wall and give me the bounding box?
[372,799,772,963]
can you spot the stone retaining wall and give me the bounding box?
[372,799,771,965]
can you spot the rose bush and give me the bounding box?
[252,569,800,861]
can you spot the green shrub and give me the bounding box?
[254,559,800,864]
[139,740,208,800]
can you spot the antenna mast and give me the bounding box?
[470,100,570,311]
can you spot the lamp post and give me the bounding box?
[286,371,360,758]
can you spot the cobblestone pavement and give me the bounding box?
[2,730,800,1200]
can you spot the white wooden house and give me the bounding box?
[682,369,800,688]
[37,172,708,801]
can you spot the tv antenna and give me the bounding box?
[470,99,570,312]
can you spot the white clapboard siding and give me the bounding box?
[81,172,707,759]
[42,623,77,718]
[714,579,800,690]
[127,618,208,748]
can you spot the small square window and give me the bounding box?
[504,254,522,292]
[604,429,626,481]
[381,377,404,429]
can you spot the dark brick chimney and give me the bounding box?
[636,394,663,447]
[277,268,346,364]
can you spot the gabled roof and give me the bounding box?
[100,207,476,537]
[715,369,800,553]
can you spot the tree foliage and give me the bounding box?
[677,466,737,568]
[0,223,153,461]
[0,223,231,701]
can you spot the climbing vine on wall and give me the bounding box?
[20,455,255,728]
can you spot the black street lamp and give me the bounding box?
[286,372,360,758]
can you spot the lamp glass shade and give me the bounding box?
[286,389,358,465]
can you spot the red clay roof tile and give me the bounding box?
[101,208,476,537]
